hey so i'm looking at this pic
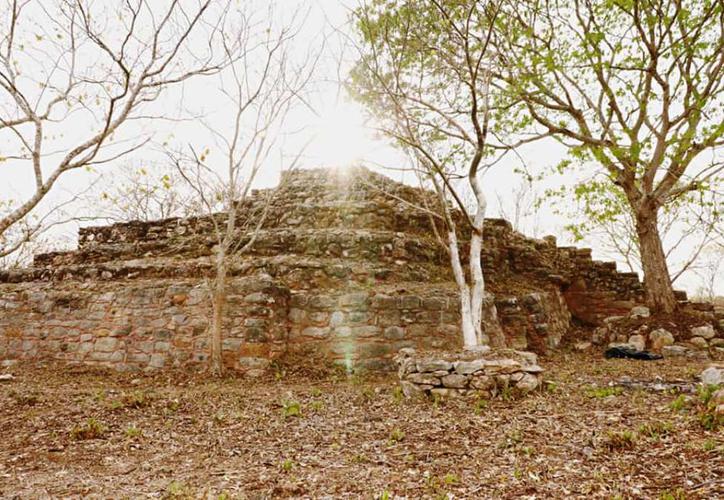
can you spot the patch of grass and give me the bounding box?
[70,418,107,440]
[163,480,194,499]
[310,387,322,398]
[543,380,558,393]
[585,386,623,399]
[702,439,717,452]
[473,398,488,415]
[166,399,181,413]
[109,390,152,411]
[280,458,294,472]
[8,390,40,406]
[389,428,405,443]
[377,491,392,500]
[124,425,142,439]
[310,400,324,412]
[693,385,722,431]
[669,394,688,412]
[603,429,636,451]
[282,400,302,419]
[392,385,404,404]
[442,473,459,485]
[638,420,673,440]
[659,488,687,500]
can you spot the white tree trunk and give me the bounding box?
[448,229,478,348]
[469,228,487,345]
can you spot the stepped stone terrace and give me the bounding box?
[0,167,668,373]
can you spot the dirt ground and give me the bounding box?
[0,351,722,499]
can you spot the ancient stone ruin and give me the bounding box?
[0,167,720,373]
[396,347,544,399]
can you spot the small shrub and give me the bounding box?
[443,473,459,485]
[585,386,623,399]
[392,386,404,404]
[702,439,717,452]
[638,421,673,440]
[473,398,488,415]
[163,480,194,499]
[282,400,302,419]
[659,488,687,500]
[603,430,636,451]
[669,394,688,412]
[310,401,324,412]
[389,428,405,443]
[378,491,392,500]
[310,387,322,398]
[125,425,142,439]
[70,418,107,440]
[280,459,294,472]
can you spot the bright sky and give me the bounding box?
[0,0,720,296]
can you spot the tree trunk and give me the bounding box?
[469,227,488,345]
[635,208,677,313]
[448,230,478,348]
[209,249,227,377]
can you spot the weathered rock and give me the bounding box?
[688,337,709,349]
[662,345,689,358]
[574,341,592,351]
[0,374,14,382]
[484,358,522,374]
[649,329,675,351]
[400,381,430,398]
[629,306,650,319]
[470,374,495,390]
[407,372,440,385]
[700,365,723,386]
[628,334,646,351]
[441,373,468,389]
[515,373,539,393]
[691,325,715,340]
[417,360,453,373]
[454,359,487,375]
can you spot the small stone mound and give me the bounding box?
[592,305,724,359]
[395,347,543,399]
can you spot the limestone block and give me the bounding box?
[94,337,118,352]
[629,306,650,319]
[441,374,468,389]
[691,325,715,340]
[407,372,440,385]
[700,365,723,386]
[689,337,709,349]
[454,359,486,375]
[662,345,689,357]
[416,360,453,373]
[649,329,675,351]
[628,334,646,351]
[383,326,405,340]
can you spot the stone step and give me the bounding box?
[35,228,450,268]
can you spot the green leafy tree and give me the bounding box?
[495,0,724,312]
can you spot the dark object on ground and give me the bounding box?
[605,346,663,360]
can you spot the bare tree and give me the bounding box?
[350,1,514,348]
[169,4,319,376]
[88,162,202,223]
[0,0,230,257]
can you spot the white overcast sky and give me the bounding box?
[0,0,720,295]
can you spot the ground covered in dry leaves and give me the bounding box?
[0,351,722,499]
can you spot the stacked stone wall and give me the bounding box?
[0,167,662,371]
